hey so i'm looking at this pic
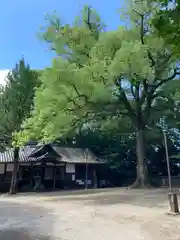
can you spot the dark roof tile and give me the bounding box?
[53,147,100,164]
[0,145,104,164]
[0,146,37,163]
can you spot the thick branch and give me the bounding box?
[66,89,128,119]
[143,68,179,121]
[84,6,93,31]
[152,68,180,91]
[71,82,85,98]
[65,81,90,112]
[135,84,140,101]
[139,79,148,105]
[66,96,82,112]
[131,85,136,99]
[115,79,136,121]
[144,91,156,121]
[70,102,126,130]
[136,10,156,67]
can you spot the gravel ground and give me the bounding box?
[0,188,180,240]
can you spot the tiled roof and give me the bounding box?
[0,145,104,164]
[52,147,101,164]
[30,144,103,164]
[0,146,38,163]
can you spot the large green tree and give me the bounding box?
[0,58,39,194]
[17,1,180,187]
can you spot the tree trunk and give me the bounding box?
[9,147,19,195]
[129,127,150,188]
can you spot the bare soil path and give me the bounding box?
[0,188,180,240]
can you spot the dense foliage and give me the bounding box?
[0,58,39,147]
[152,0,180,55]
[16,1,180,187]
[0,58,39,194]
[0,1,179,189]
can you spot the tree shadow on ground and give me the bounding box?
[0,202,58,240]
[0,229,53,240]
[52,189,172,209]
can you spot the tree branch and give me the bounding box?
[115,78,136,121]
[131,85,136,99]
[135,9,156,67]
[143,66,179,121]
[144,90,156,121]
[84,6,93,31]
[152,67,180,91]
[135,84,140,101]
[139,79,148,105]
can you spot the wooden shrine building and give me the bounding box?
[0,144,106,192]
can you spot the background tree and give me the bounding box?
[0,58,39,194]
[151,0,180,55]
[53,112,180,186]
[17,1,180,188]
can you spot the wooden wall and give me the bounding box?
[0,162,101,191]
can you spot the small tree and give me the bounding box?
[0,59,39,194]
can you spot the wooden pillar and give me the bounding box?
[41,162,45,186]
[4,163,7,177]
[30,163,34,189]
[17,163,20,191]
[93,168,97,189]
[0,163,7,191]
[53,163,56,189]
[85,162,88,190]
[63,163,66,189]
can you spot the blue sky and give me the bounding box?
[0,0,124,80]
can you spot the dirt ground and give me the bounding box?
[0,188,180,240]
